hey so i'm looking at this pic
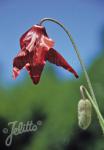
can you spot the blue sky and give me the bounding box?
[0,0,104,85]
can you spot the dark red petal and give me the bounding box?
[13,51,27,69]
[13,50,34,79]
[20,28,32,49]
[46,48,78,78]
[20,25,49,50]
[25,64,45,84]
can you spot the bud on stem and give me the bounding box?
[78,99,92,130]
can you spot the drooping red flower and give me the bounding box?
[13,25,78,84]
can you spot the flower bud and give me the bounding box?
[78,99,92,130]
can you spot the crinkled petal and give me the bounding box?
[13,67,20,79]
[25,64,45,84]
[46,48,78,78]
[40,36,54,50]
[20,28,33,49]
[13,50,34,79]
[20,25,52,51]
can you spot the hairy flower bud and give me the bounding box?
[78,99,92,130]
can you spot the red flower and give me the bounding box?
[13,25,78,84]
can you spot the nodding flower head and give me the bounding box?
[13,24,78,84]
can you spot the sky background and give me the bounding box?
[0,0,104,86]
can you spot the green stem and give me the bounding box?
[39,18,104,132]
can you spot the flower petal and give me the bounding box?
[40,36,54,49]
[20,25,51,50]
[20,28,33,49]
[46,48,78,78]
[13,50,34,79]
[25,64,45,84]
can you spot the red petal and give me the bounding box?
[13,50,34,79]
[20,25,54,51]
[20,28,32,49]
[25,64,45,84]
[13,67,20,79]
[46,48,78,78]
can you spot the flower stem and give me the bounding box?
[39,18,104,133]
